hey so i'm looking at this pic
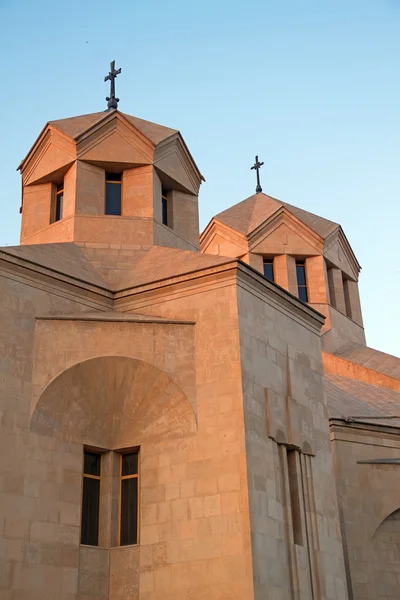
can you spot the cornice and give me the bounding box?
[0,246,324,334]
[113,260,324,334]
[330,419,400,443]
[0,251,112,307]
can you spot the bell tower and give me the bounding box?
[18,66,203,251]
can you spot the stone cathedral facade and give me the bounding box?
[0,103,399,600]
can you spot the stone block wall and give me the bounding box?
[331,423,400,600]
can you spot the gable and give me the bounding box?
[324,230,359,280]
[23,129,76,186]
[201,228,248,258]
[77,115,154,168]
[154,137,200,195]
[249,210,323,256]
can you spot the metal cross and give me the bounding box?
[104,60,122,110]
[251,155,264,193]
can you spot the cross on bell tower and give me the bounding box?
[104,60,122,111]
[251,155,264,193]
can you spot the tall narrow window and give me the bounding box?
[105,173,122,215]
[263,258,274,282]
[120,451,139,546]
[81,451,101,546]
[296,260,308,302]
[162,188,168,226]
[55,183,64,222]
[343,276,352,318]
[287,449,303,546]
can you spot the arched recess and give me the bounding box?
[370,509,400,596]
[30,356,197,448]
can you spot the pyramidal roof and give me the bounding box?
[214,192,339,239]
[49,110,178,146]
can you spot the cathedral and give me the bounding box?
[1,64,399,600]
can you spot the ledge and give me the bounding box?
[35,311,195,325]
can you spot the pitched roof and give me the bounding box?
[0,243,109,289]
[49,110,178,146]
[214,192,339,239]
[334,342,400,380]
[0,243,236,293]
[325,373,400,427]
[79,245,237,291]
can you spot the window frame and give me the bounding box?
[263,258,275,282]
[105,172,122,216]
[81,450,101,547]
[55,184,64,222]
[296,259,308,303]
[118,450,140,547]
[286,448,304,546]
[161,188,168,226]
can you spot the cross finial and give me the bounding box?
[251,155,264,193]
[104,60,122,111]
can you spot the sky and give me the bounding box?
[0,0,399,356]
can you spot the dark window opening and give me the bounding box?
[287,449,303,546]
[296,260,308,303]
[81,451,101,546]
[343,276,352,318]
[263,259,274,282]
[105,173,122,215]
[162,188,168,226]
[55,183,64,222]
[120,451,139,546]
[327,266,336,308]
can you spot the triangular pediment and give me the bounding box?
[77,112,154,167]
[249,209,323,255]
[324,229,360,280]
[251,222,320,256]
[24,129,76,186]
[154,136,201,195]
[200,220,248,257]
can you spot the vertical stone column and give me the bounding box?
[123,165,154,217]
[75,161,103,215]
[327,267,346,314]
[246,253,263,275]
[274,255,298,296]
[169,189,200,247]
[305,256,329,304]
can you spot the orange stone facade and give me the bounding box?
[0,107,399,600]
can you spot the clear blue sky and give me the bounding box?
[0,0,399,356]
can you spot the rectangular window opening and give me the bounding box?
[105,173,122,216]
[296,260,308,303]
[162,188,168,226]
[50,182,64,224]
[287,449,303,546]
[81,450,101,546]
[263,258,274,282]
[120,450,139,546]
[327,266,336,308]
[343,276,352,319]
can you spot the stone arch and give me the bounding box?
[30,356,197,448]
[370,509,400,597]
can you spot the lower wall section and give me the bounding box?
[110,546,140,600]
[78,545,139,599]
[79,546,109,599]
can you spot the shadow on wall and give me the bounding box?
[30,356,197,449]
[371,508,400,595]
